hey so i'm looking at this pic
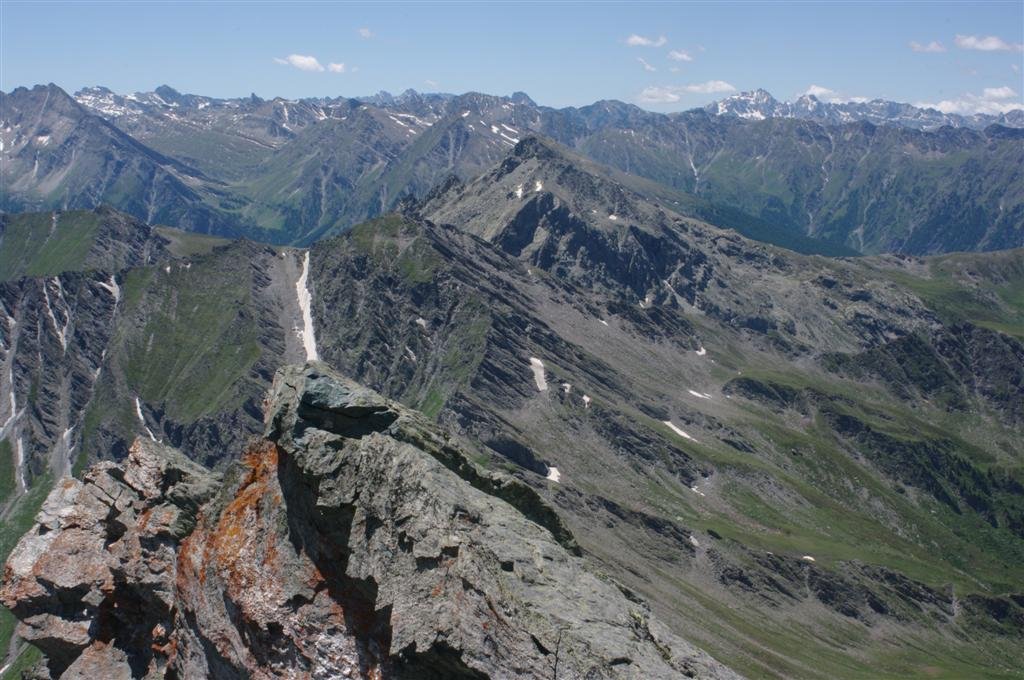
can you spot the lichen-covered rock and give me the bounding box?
[2,363,740,679]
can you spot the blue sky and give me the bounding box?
[3,1,1022,113]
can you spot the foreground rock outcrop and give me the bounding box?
[2,362,739,679]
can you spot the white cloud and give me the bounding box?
[954,34,1024,52]
[910,40,946,53]
[1013,63,1021,73]
[637,57,657,72]
[626,34,667,47]
[982,86,1017,99]
[358,27,373,39]
[638,87,683,103]
[800,84,869,104]
[638,80,736,103]
[916,87,1024,115]
[327,62,346,73]
[687,80,737,94]
[274,54,325,72]
[804,84,838,99]
[425,79,439,87]
[668,49,693,62]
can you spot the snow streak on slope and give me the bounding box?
[296,252,319,362]
[664,420,696,441]
[134,397,158,442]
[529,357,548,391]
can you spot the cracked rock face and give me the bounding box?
[3,362,739,679]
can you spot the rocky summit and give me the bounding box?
[1,363,737,679]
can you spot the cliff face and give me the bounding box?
[2,362,739,679]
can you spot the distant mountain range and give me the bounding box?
[1,83,1022,255]
[704,88,1024,130]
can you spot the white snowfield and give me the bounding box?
[664,420,696,441]
[296,252,319,361]
[546,466,561,483]
[529,357,548,391]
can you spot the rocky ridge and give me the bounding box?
[1,363,738,679]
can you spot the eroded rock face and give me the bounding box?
[3,363,740,679]
[1,438,218,678]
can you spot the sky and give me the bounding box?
[2,1,1023,114]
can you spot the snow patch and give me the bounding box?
[545,466,561,483]
[461,110,470,117]
[416,317,428,329]
[689,535,700,547]
[515,183,524,199]
[36,134,51,146]
[802,555,816,562]
[599,319,609,326]
[529,357,548,392]
[696,346,707,356]
[296,252,319,361]
[97,275,120,303]
[534,180,543,193]
[608,214,618,221]
[14,437,26,491]
[664,420,696,441]
[688,389,712,400]
[582,394,592,409]
[690,485,706,497]
[561,383,572,394]
[134,397,158,442]
[43,278,70,352]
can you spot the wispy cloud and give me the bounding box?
[801,84,868,104]
[909,40,946,53]
[626,34,667,47]
[327,62,346,73]
[685,80,737,94]
[274,54,325,72]
[668,49,694,62]
[358,27,374,39]
[637,57,657,72]
[916,86,1023,115]
[425,79,439,87]
[803,84,838,99]
[638,80,736,103]
[954,34,1023,52]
